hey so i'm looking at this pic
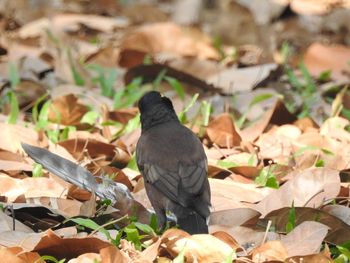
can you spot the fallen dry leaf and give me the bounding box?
[206,113,242,148]
[255,167,340,216]
[304,43,350,81]
[251,240,288,262]
[281,221,329,257]
[119,22,219,67]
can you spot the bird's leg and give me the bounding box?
[154,207,167,231]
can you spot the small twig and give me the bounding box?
[261,220,272,246]
[88,214,129,237]
[303,189,324,207]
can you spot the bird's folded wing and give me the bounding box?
[141,160,207,208]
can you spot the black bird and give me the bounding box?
[136,91,211,234]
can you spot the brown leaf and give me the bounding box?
[124,64,221,94]
[281,221,329,257]
[206,113,242,148]
[0,123,47,154]
[209,208,261,227]
[108,108,139,124]
[304,43,350,81]
[211,231,240,250]
[0,247,41,263]
[286,253,334,263]
[100,246,130,263]
[49,94,89,126]
[251,240,288,262]
[119,22,219,67]
[241,100,297,142]
[33,229,111,260]
[255,167,340,216]
[0,173,67,202]
[164,232,234,262]
[210,178,273,211]
[265,207,350,245]
[322,204,350,225]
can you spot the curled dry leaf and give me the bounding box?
[209,178,273,211]
[162,229,234,263]
[0,247,41,263]
[0,123,47,154]
[206,113,242,148]
[255,167,340,216]
[0,173,67,202]
[119,22,219,67]
[281,221,329,257]
[265,207,350,245]
[241,100,297,142]
[256,124,301,163]
[251,240,288,262]
[210,225,280,251]
[49,94,89,126]
[100,246,131,263]
[320,117,350,143]
[33,229,111,260]
[304,43,350,81]
[211,231,241,250]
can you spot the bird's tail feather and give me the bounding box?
[177,213,208,234]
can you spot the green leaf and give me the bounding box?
[299,61,315,93]
[143,54,152,65]
[249,93,275,108]
[315,159,325,167]
[32,163,43,177]
[164,76,185,100]
[149,214,158,232]
[286,202,296,233]
[280,41,291,64]
[285,67,302,91]
[338,246,350,259]
[123,113,140,134]
[59,126,76,141]
[152,69,167,89]
[8,63,20,88]
[68,218,112,240]
[200,100,212,126]
[342,107,350,121]
[127,154,139,172]
[178,93,199,123]
[247,154,256,166]
[255,167,279,189]
[265,176,279,189]
[318,70,332,82]
[36,100,51,130]
[224,251,236,263]
[81,111,99,125]
[216,160,238,169]
[32,93,49,124]
[124,226,142,250]
[68,50,85,86]
[46,129,60,144]
[334,254,348,263]
[293,145,319,157]
[134,222,156,235]
[7,91,19,124]
[40,255,66,263]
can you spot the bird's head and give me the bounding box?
[138,91,178,131]
[138,91,174,115]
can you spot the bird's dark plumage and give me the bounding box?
[136,91,211,234]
